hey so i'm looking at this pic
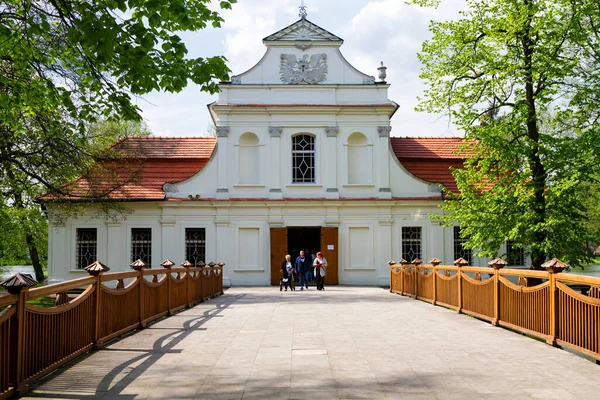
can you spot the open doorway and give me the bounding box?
[287,227,320,262]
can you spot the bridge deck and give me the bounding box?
[25,287,600,399]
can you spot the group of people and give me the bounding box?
[280,250,327,291]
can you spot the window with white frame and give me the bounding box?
[131,228,152,267]
[76,228,97,269]
[453,226,472,264]
[402,227,422,261]
[292,134,315,183]
[506,241,525,266]
[185,228,206,266]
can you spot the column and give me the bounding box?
[269,126,283,199]
[377,126,392,199]
[325,126,339,199]
[216,126,229,199]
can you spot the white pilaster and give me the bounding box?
[269,126,283,199]
[216,126,230,199]
[377,126,392,199]
[215,203,232,286]
[161,221,176,263]
[325,126,339,199]
[430,221,446,264]
[106,221,123,271]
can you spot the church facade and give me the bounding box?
[44,17,526,286]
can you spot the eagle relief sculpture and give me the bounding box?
[280,53,328,84]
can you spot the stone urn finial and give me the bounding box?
[377,61,387,82]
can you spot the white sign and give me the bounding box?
[327,245,334,250]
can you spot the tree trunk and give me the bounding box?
[521,1,547,270]
[25,232,44,282]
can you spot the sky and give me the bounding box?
[136,0,465,138]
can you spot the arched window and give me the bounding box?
[238,132,259,184]
[292,134,315,183]
[347,132,372,184]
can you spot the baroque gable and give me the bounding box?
[263,18,343,43]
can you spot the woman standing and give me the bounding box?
[313,252,327,291]
[280,254,295,291]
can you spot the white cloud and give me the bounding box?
[341,0,465,136]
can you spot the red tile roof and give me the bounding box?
[39,137,215,201]
[392,137,471,193]
[111,137,216,158]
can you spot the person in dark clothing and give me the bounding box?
[295,250,311,290]
[280,254,295,291]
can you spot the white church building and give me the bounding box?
[44,16,527,286]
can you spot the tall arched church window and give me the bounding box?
[238,132,260,184]
[347,132,372,184]
[292,134,315,183]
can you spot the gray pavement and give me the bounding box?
[25,286,600,399]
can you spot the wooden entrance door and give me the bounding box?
[320,227,338,285]
[270,228,287,285]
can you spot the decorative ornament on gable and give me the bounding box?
[377,61,387,82]
[280,53,328,84]
[298,0,307,19]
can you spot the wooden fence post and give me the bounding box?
[413,258,422,299]
[488,258,507,326]
[388,260,396,292]
[541,258,569,346]
[454,258,469,313]
[0,273,38,396]
[399,259,407,296]
[218,262,225,295]
[130,259,147,328]
[179,260,192,307]
[430,258,441,305]
[84,261,110,348]
[161,260,174,315]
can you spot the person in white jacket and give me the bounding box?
[313,252,327,291]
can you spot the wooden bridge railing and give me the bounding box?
[389,257,600,363]
[0,259,225,399]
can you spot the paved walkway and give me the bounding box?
[26,287,600,399]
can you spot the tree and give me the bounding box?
[413,0,600,268]
[0,118,150,281]
[1,0,235,280]
[1,0,235,195]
